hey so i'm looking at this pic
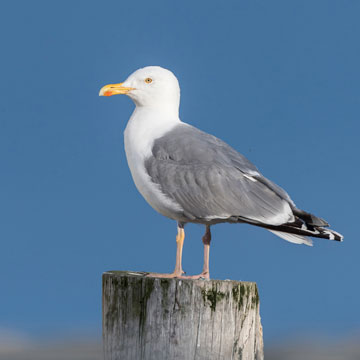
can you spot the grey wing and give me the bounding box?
[145,124,295,225]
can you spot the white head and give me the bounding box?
[99,66,180,113]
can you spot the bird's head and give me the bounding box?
[99,66,180,111]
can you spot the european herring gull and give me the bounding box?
[99,66,343,279]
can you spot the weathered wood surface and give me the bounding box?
[103,271,264,360]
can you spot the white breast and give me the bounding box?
[124,107,184,219]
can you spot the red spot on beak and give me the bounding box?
[104,91,113,96]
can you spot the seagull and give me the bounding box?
[99,66,343,279]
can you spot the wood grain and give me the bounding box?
[103,271,263,360]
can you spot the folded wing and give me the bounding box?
[145,123,294,225]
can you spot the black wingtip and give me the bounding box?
[293,208,329,227]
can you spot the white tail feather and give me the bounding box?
[269,230,313,246]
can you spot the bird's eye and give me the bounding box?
[145,77,153,84]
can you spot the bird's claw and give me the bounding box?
[145,271,210,280]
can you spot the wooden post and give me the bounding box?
[103,271,264,360]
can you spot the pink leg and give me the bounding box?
[183,225,211,280]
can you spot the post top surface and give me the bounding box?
[103,270,257,286]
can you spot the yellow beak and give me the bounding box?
[99,83,135,97]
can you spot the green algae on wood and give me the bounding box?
[201,287,226,311]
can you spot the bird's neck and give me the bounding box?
[134,102,179,117]
[124,106,182,159]
[128,105,181,131]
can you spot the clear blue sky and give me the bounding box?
[0,0,359,343]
